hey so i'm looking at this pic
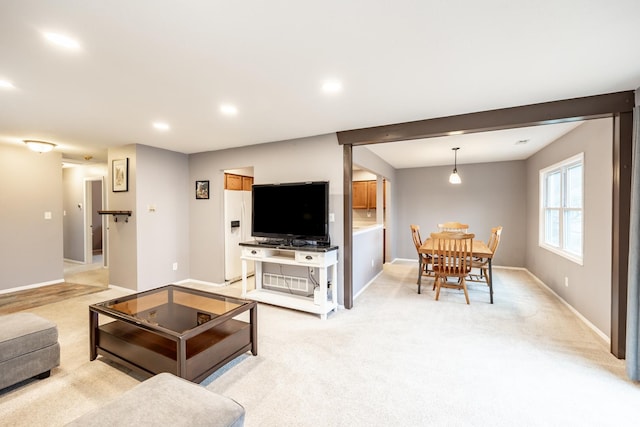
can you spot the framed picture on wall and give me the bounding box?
[196,180,209,199]
[112,158,129,192]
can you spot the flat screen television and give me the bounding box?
[251,181,329,245]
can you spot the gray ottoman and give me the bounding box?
[0,312,60,390]
[66,373,245,426]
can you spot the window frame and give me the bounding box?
[539,152,584,265]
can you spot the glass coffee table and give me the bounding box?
[89,284,257,383]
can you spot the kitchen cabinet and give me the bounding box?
[225,173,253,191]
[242,176,253,191]
[352,181,368,209]
[352,180,378,209]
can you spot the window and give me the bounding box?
[539,153,584,264]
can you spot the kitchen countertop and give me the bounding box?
[353,223,383,235]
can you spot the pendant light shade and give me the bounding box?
[449,147,461,184]
[24,140,56,153]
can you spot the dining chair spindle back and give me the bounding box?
[411,225,434,293]
[470,226,503,286]
[437,222,469,233]
[430,231,475,304]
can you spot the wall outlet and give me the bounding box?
[173,262,178,271]
[564,277,569,287]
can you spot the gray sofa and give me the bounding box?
[66,372,245,426]
[0,312,60,391]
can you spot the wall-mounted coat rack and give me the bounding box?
[98,210,132,223]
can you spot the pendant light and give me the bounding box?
[449,147,461,184]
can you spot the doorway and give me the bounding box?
[84,178,106,267]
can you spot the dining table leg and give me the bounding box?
[488,258,494,304]
[417,256,423,294]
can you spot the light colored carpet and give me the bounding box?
[1,264,638,426]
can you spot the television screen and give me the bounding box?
[251,181,329,244]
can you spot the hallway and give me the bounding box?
[64,255,108,288]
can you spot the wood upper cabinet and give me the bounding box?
[242,176,253,191]
[352,181,368,209]
[225,173,253,191]
[353,180,377,209]
[367,181,376,208]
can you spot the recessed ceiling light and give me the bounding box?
[152,122,170,131]
[322,80,342,94]
[43,32,81,50]
[0,80,16,89]
[220,104,238,116]
[448,131,464,136]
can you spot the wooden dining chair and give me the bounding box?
[437,221,469,233]
[430,231,474,304]
[410,225,434,293]
[469,226,503,286]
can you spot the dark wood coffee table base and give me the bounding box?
[89,286,257,383]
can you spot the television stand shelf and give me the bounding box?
[239,241,338,320]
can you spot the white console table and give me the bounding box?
[240,242,339,320]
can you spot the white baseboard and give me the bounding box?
[354,270,384,301]
[107,284,135,293]
[177,278,227,287]
[522,268,610,344]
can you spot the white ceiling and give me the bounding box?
[363,121,584,169]
[1,1,639,164]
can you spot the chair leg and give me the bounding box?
[434,276,441,300]
[461,278,470,304]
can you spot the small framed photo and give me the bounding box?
[197,312,211,325]
[196,180,209,199]
[112,158,129,192]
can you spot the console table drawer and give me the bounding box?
[242,247,276,259]
[295,250,336,265]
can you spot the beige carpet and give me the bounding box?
[1,264,638,426]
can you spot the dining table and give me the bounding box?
[419,237,495,304]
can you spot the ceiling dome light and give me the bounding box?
[449,147,462,184]
[220,104,238,116]
[152,122,170,131]
[24,140,56,153]
[322,80,342,94]
[43,32,81,50]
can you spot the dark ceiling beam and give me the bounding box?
[337,91,634,146]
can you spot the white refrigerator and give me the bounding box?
[224,189,254,282]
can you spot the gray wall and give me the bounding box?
[106,144,190,292]
[353,226,384,297]
[0,144,64,291]
[188,134,345,301]
[395,160,527,267]
[136,144,190,291]
[107,145,138,290]
[525,118,612,336]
